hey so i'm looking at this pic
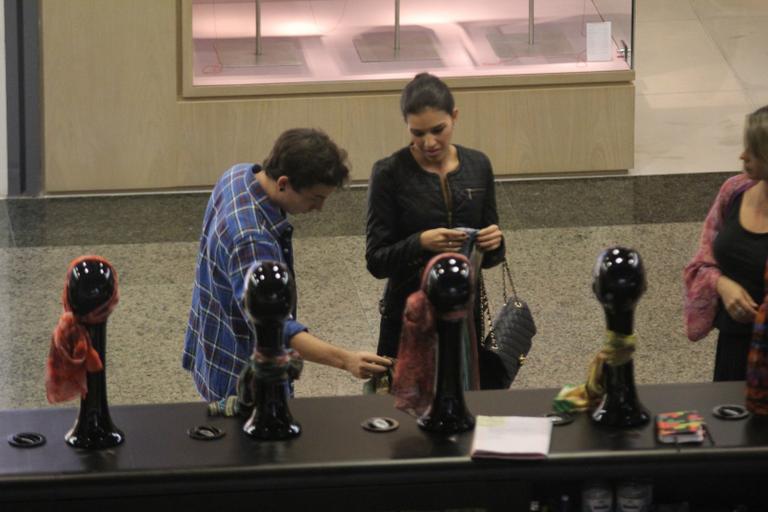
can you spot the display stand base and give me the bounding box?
[353,27,440,63]
[214,37,303,67]
[486,22,570,60]
[460,19,587,65]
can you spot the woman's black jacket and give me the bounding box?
[365,145,506,357]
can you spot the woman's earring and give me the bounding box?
[279,187,285,192]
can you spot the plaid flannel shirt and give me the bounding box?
[183,163,306,401]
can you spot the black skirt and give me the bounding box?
[714,328,751,381]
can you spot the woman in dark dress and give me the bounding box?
[366,72,505,362]
[684,105,768,380]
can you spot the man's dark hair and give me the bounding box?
[400,72,455,120]
[263,128,349,191]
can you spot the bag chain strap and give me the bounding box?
[502,259,522,307]
[479,272,498,351]
[481,259,521,351]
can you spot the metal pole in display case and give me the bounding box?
[211,0,300,67]
[255,0,262,55]
[394,0,401,54]
[528,0,534,45]
[353,0,440,63]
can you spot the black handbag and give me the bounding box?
[478,260,536,389]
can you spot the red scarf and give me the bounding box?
[45,256,119,403]
[392,253,475,416]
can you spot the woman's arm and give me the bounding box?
[683,174,753,340]
[365,162,425,279]
[683,205,723,341]
[477,157,505,269]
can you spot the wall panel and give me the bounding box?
[41,0,634,193]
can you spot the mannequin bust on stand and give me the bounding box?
[417,254,476,434]
[590,247,650,428]
[242,260,302,440]
[64,257,124,449]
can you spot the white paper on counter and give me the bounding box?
[470,415,553,460]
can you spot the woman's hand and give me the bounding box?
[419,228,468,253]
[716,275,758,323]
[476,224,503,252]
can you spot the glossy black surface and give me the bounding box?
[244,261,296,328]
[424,255,472,314]
[243,261,301,440]
[592,360,651,428]
[2,383,768,509]
[243,379,301,440]
[418,255,475,434]
[65,259,124,449]
[591,247,650,428]
[67,260,115,317]
[592,247,646,334]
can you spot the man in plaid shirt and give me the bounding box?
[183,128,391,401]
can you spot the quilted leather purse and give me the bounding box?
[478,260,536,389]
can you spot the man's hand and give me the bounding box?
[419,228,468,253]
[717,275,758,323]
[343,351,393,379]
[290,333,393,379]
[476,224,503,252]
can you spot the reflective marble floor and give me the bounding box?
[633,0,768,174]
[0,172,732,410]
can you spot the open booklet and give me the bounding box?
[470,415,553,460]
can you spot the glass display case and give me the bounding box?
[184,0,634,94]
[39,0,635,193]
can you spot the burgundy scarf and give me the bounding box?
[392,253,478,416]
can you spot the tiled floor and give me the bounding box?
[0,0,765,413]
[0,173,733,410]
[632,0,768,174]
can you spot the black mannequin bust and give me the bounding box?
[65,258,124,449]
[417,254,475,434]
[242,261,301,440]
[591,247,650,428]
[592,247,646,336]
[68,260,116,317]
